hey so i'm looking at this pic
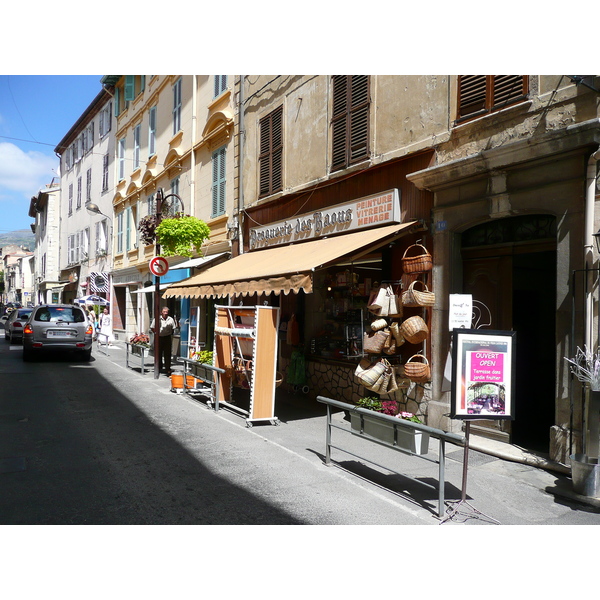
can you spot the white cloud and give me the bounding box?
[0,142,58,199]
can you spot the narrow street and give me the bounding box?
[2,328,600,528]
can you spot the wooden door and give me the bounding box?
[462,253,513,442]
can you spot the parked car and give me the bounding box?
[4,308,33,343]
[22,304,93,361]
[0,313,9,326]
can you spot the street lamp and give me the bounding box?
[152,188,184,379]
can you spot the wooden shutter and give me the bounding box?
[458,75,528,120]
[259,105,283,197]
[492,75,528,109]
[124,75,135,101]
[212,147,226,217]
[331,75,369,172]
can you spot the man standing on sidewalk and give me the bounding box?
[150,306,178,376]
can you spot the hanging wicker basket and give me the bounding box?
[404,354,431,383]
[401,243,432,274]
[402,280,435,308]
[400,315,429,344]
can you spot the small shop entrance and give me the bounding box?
[461,215,557,452]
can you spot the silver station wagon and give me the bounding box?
[22,304,93,361]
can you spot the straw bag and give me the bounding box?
[400,315,429,344]
[356,359,387,389]
[368,286,389,316]
[370,318,388,332]
[387,286,403,318]
[380,366,399,395]
[369,359,392,393]
[363,329,389,353]
[402,280,435,308]
[390,321,405,347]
[404,354,431,383]
[401,243,432,274]
[383,332,397,355]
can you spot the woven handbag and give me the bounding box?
[400,315,429,344]
[369,360,392,393]
[404,354,431,383]
[401,243,432,274]
[402,280,435,308]
[390,321,405,346]
[363,329,389,353]
[370,318,388,331]
[382,366,399,395]
[356,359,386,388]
[387,286,403,318]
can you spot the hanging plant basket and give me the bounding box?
[155,214,210,257]
[138,214,160,246]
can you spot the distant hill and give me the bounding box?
[0,229,35,251]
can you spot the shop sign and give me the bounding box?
[448,294,472,330]
[249,189,401,250]
[450,329,516,420]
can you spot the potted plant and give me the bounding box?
[564,346,600,497]
[155,214,210,258]
[350,397,429,455]
[129,333,150,357]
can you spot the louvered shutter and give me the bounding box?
[259,106,283,197]
[331,76,349,171]
[349,75,369,163]
[212,147,226,217]
[458,75,528,120]
[492,75,527,109]
[124,76,135,101]
[331,75,369,172]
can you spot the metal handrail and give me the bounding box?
[317,396,465,518]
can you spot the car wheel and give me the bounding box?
[80,348,92,361]
[22,348,34,362]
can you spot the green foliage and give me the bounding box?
[155,214,210,258]
[191,349,213,364]
[356,396,383,411]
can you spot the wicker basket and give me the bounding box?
[400,316,429,344]
[402,280,435,307]
[404,354,431,383]
[401,243,432,274]
[363,329,389,353]
[370,318,388,331]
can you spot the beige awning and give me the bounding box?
[163,221,422,299]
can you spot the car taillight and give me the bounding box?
[23,324,33,334]
[14,322,22,328]
[86,325,93,335]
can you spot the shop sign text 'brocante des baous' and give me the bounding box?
[249,189,402,250]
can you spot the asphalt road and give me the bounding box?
[2,324,600,528]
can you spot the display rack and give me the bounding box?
[213,304,281,426]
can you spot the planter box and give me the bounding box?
[350,413,429,455]
[130,345,149,358]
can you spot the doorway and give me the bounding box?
[461,215,557,452]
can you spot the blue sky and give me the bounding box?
[0,75,104,234]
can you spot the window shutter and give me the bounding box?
[331,75,369,172]
[458,75,528,120]
[124,75,135,101]
[458,75,487,118]
[259,105,283,197]
[212,147,226,217]
[492,75,527,108]
[114,88,120,117]
[349,75,369,163]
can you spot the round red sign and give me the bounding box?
[149,256,169,277]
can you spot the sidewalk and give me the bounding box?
[97,339,600,521]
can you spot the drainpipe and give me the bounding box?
[584,146,600,351]
[190,75,197,218]
[237,76,245,255]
